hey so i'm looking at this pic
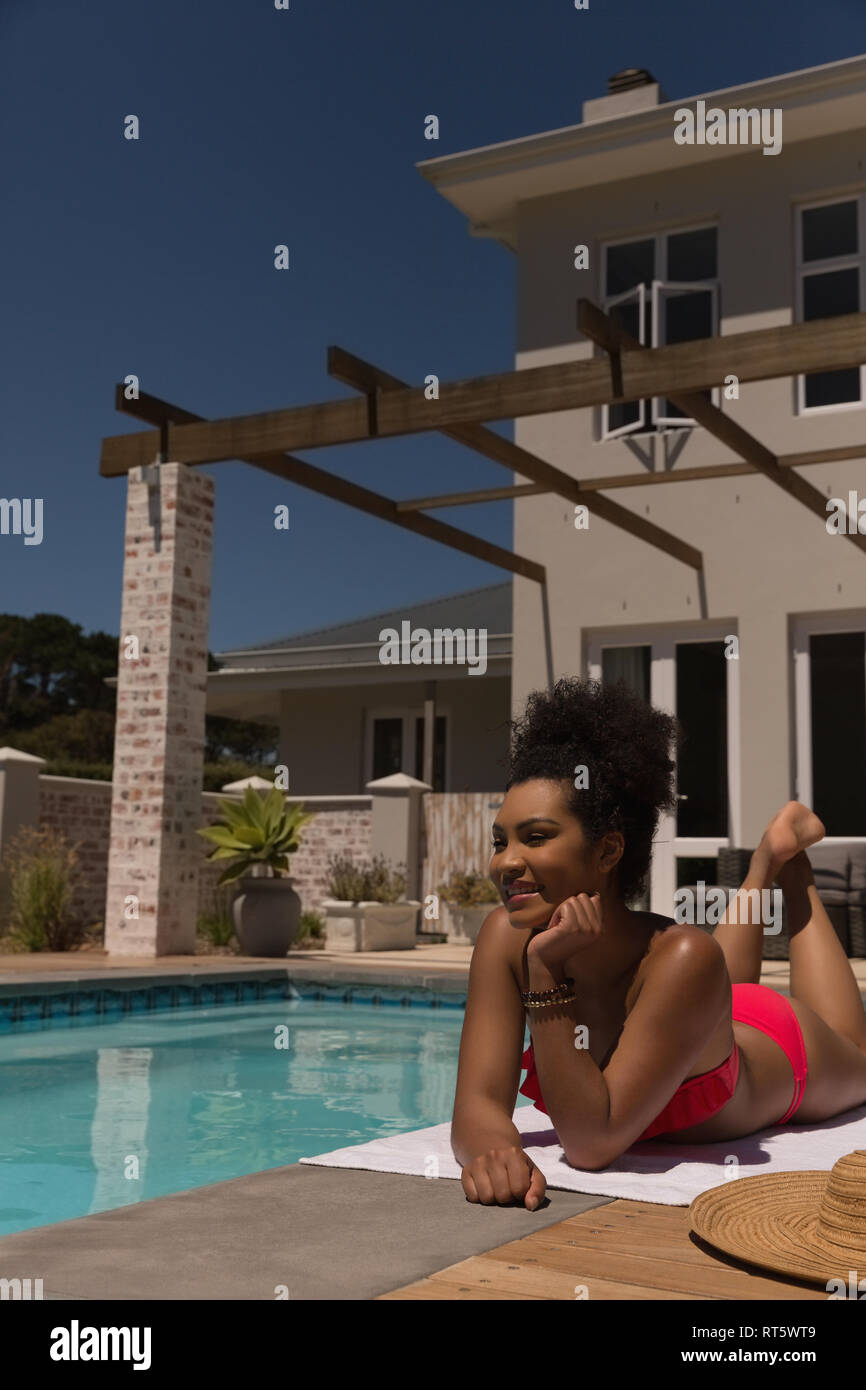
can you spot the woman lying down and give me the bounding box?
[451,677,866,1207]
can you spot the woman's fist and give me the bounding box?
[526,892,603,966]
[461,1145,547,1211]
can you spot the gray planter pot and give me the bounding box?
[232,876,302,957]
[442,902,495,944]
[320,900,420,952]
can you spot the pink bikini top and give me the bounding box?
[519,1038,740,1142]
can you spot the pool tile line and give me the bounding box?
[0,978,466,1032]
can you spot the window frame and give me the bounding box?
[650,279,721,427]
[601,283,648,438]
[600,223,720,441]
[791,612,866,838]
[794,192,866,416]
[365,704,451,791]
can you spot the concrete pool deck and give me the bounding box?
[1,941,864,995]
[0,1163,618,1301]
[0,943,863,1300]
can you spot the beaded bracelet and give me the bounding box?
[525,994,577,1009]
[521,977,575,1009]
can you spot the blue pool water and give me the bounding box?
[0,992,533,1236]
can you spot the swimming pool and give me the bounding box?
[0,986,531,1237]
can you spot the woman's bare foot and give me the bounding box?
[759,802,825,877]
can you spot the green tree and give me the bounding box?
[11,709,116,763]
[0,614,278,776]
[0,614,116,731]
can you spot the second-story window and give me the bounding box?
[796,197,864,412]
[601,225,719,440]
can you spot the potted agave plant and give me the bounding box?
[321,853,420,951]
[437,870,501,944]
[197,785,315,957]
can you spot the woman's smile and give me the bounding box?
[503,877,546,907]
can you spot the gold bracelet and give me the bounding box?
[525,993,577,1009]
[521,977,575,1008]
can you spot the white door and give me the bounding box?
[587,623,740,914]
[366,707,449,791]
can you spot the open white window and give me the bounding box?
[600,225,719,440]
[602,283,647,438]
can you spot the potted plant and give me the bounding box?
[197,786,315,956]
[320,854,420,951]
[437,870,500,944]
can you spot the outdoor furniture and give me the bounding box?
[699,843,866,959]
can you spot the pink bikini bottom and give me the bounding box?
[729,982,809,1123]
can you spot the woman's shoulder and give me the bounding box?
[625,918,727,1027]
[636,915,725,970]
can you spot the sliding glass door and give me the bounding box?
[588,624,739,913]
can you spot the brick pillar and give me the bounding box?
[104,462,214,956]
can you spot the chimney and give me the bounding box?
[582,67,668,123]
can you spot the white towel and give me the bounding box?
[299,1101,866,1205]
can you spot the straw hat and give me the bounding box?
[689,1150,866,1287]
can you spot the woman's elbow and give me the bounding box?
[564,1140,616,1172]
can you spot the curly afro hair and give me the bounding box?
[505,677,681,902]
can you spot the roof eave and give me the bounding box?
[417,53,866,244]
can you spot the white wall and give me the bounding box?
[512,129,866,841]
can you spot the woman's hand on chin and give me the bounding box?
[526,892,603,968]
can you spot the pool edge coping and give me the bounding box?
[0,959,470,999]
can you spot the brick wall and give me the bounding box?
[197,795,372,921]
[38,777,113,927]
[36,776,371,934]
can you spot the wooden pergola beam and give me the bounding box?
[100,311,866,475]
[327,346,703,571]
[578,300,866,556]
[396,443,866,509]
[109,387,547,584]
[397,483,545,510]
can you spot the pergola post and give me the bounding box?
[365,772,431,904]
[104,461,214,956]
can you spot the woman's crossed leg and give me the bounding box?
[712,803,866,1123]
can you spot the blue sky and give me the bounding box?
[2,0,864,652]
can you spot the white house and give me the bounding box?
[418,55,866,911]
[207,581,512,794]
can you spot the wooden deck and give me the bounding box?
[378,1198,827,1300]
